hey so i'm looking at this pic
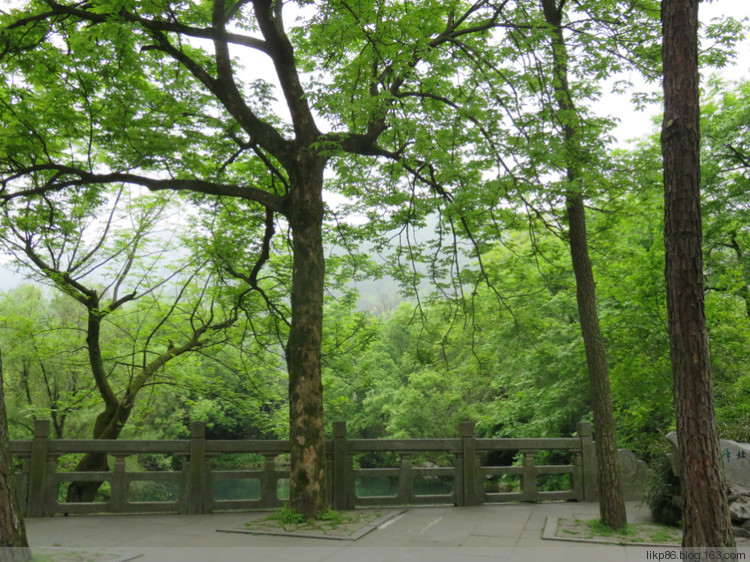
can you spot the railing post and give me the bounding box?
[110,455,128,511]
[28,419,51,517]
[398,453,414,504]
[460,421,481,506]
[332,421,351,510]
[187,422,208,514]
[520,450,538,502]
[260,455,277,508]
[578,421,596,501]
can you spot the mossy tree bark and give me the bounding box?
[285,155,328,519]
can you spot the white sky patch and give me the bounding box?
[598,0,750,147]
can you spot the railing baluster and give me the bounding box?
[577,422,596,501]
[398,453,414,505]
[110,455,128,511]
[28,419,51,517]
[520,450,537,502]
[460,422,480,506]
[260,455,277,508]
[332,421,349,510]
[187,422,207,514]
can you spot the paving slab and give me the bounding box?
[24,502,750,562]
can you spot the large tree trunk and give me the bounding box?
[661,0,734,549]
[0,348,32,561]
[65,405,131,503]
[567,195,627,529]
[540,0,627,529]
[285,158,328,519]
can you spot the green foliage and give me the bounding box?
[267,503,306,525]
[0,286,97,438]
[646,454,682,527]
[586,518,638,537]
[696,79,750,443]
[316,508,344,526]
[317,78,750,458]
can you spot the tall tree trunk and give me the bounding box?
[285,158,328,519]
[0,347,32,561]
[661,0,734,549]
[541,0,627,529]
[567,195,627,529]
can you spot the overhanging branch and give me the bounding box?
[1,165,285,213]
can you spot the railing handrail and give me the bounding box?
[10,419,598,517]
[475,437,581,450]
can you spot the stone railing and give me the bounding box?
[11,420,607,516]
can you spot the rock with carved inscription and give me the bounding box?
[666,433,750,524]
[666,433,750,490]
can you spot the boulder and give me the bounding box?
[730,498,750,522]
[719,439,750,489]
[666,433,750,525]
[727,483,750,503]
[618,448,651,501]
[666,432,750,489]
[733,527,750,539]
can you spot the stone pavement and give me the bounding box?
[22,502,750,562]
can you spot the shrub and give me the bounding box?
[646,453,682,527]
[267,503,306,525]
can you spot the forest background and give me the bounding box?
[0,0,749,514]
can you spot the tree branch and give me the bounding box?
[10,1,270,53]
[724,144,750,169]
[1,164,285,212]
[9,0,293,164]
[142,28,293,163]
[251,0,320,144]
[329,0,509,156]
